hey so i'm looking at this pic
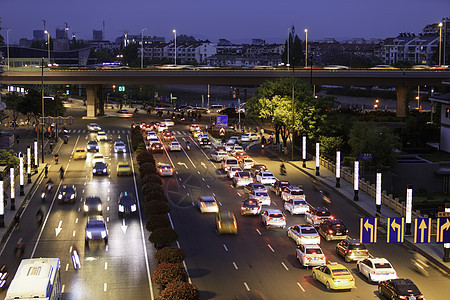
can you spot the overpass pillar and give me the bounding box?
[86,85,102,118]
[395,86,408,118]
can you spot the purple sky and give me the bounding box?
[1,0,449,44]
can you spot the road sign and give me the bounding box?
[414,218,431,243]
[217,115,228,127]
[387,217,404,243]
[437,217,450,243]
[66,116,74,125]
[438,212,450,217]
[360,218,377,243]
[219,127,225,136]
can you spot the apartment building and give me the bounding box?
[383,34,439,65]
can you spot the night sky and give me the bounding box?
[1,0,449,44]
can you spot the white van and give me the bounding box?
[221,157,239,172]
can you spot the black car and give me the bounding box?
[336,239,369,262]
[250,164,268,177]
[118,192,137,217]
[271,180,290,196]
[93,162,108,176]
[151,142,164,153]
[219,107,237,116]
[318,219,349,242]
[199,138,212,148]
[378,279,424,300]
[240,199,262,216]
[57,185,77,204]
[244,182,268,194]
[84,196,102,215]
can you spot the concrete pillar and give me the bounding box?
[396,86,408,118]
[86,85,99,118]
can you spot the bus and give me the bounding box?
[5,258,61,300]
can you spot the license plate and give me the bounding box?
[312,257,318,260]
[341,280,348,283]
[336,232,342,235]
[356,252,361,255]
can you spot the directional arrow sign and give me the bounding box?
[55,220,63,236]
[177,162,188,169]
[201,162,207,169]
[121,218,128,234]
[360,218,377,243]
[437,217,450,243]
[414,218,431,243]
[387,217,404,243]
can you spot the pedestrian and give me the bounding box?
[16,135,20,144]
[14,214,20,231]
[49,142,53,153]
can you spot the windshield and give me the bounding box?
[306,248,322,255]
[374,262,392,269]
[291,190,304,195]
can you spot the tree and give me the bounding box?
[144,200,170,215]
[4,92,22,129]
[159,281,200,300]
[146,214,171,232]
[141,173,162,186]
[149,227,179,248]
[153,262,188,287]
[0,149,20,167]
[155,246,186,264]
[281,27,305,67]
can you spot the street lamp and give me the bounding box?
[141,28,147,69]
[44,30,50,65]
[439,22,443,66]
[6,28,11,71]
[287,27,290,70]
[304,29,308,68]
[173,29,177,65]
[41,57,45,163]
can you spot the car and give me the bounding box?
[96,131,107,141]
[323,65,349,70]
[256,172,276,185]
[221,157,239,172]
[85,216,108,245]
[84,196,103,215]
[336,239,369,262]
[118,191,137,217]
[158,163,173,176]
[161,118,175,127]
[229,145,244,156]
[239,158,255,170]
[232,171,253,187]
[73,147,87,160]
[150,142,164,153]
[189,124,201,132]
[169,141,182,151]
[241,133,259,142]
[224,142,235,152]
[244,182,268,194]
[284,198,310,215]
[92,154,105,165]
[233,151,248,161]
[57,185,77,204]
[318,219,349,241]
[216,211,238,235]
[87,123,101,132]
[250,164,268,177]
[139,122,147,130]
[148,137,160,145]
[117,162,132,176]
[378,279,423,300]
[114,141,127,153]
[261,209,286,229]
[227,166,242,179]
[162,131,175,142]
[93,162,108,176]
[296,244,327,268]
[312,263,355,291]
[192,130,203,138]
[210,104,224,112]
[281,186,306,202]
[117,109,133,118]
[249,190,270,206]
[240,199,262,215]
[357,258,397,283]
[146,131,157,140]
[219,107,237,116]
[86,140,99,152]
[199,138,212,148]
[287,225,321,245]
[305,207,334,226]
[271,181,291,196]
[197,133,208,142]
[211,151,229,162]
[228,136,240,144]
[198,195,219,213]
[370,64,397,70]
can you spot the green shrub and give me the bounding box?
[137,151,155,165]
[153,263,188,287]
[146,214,171,232]
[145,200,170,215]
[139,162,157,177]
[159,280,200,300]
[155,246,186,264]
[141,173,163,186]
[149,227,178,247]
[142,181,163,197]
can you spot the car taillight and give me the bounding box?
[348,250,352,253]
[314,216,319,220]
[328,230,333,234]
[398,295,407,300]
[330,216,335,220]
[365,249,369,253]
[241,207,246,210]
[282,216,286,220]
[350,278,354,281]
[267,217,271,221]
[201,202,206,207]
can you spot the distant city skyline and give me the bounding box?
[1,0,449,44]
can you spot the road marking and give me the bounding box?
[176,171,179,175]
[179,178,182,181]
[177,162,188,169]
[256,229,262,235]
[104,283,107,292]
[107,206,109,211]
[223,244,228,252]
[281,262,289,270]
[73,230,76,237]
[82,189,85,193]
[106,245,109,252]
[218,201,223,206]
[78,207,81,212]
[108,189,110,193]
[197,171,201,175]
[267,244,275,252]
[105,262,108,270]
[62,285,65,293]
[55,221,63,236]
[212,193,216,197]
[297,282,305,292]
[237,192,241,197]
[207,184,210,188]
[183,184,186,189]
[75,218,78,224]
[191,202,195,206]
[107,196,110,201]
[232,262,239,269]
[201,162,207,169]
[202,177,205,181]
[65,264,69,271]
[243,282,250,291]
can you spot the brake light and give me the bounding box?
[200,202,206,207]
[241,207,246,210]
[282,216,286,220]
[365,249,369,253]
[267,217,272,221]
[350,278,354,281]
[330,216,335,220]
[398,296,406,300]
[348,250,352,253]
[328,230,333,234]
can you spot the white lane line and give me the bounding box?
[218,201,223,206]
[212,193,216,197]
[69,246,73,252]
[107,206,109,211]
[197,171,201,175]
[207,184,210,188]
[232,262,239,270]
[106,217,110,222]
[191,202,195,206]
[256,229,262,235]
[223,244,228,252]
[82,189,85,193]
[179,178,182,181]
[297,282,305,292]
[73,230,76,237]
[106,245,109,252]
[105,262,108,270]
[107,196,110,201]
[183,184,186,189]
[267,244,275,252]
[202,177,205,181]
[243,282,250,291]
[78,207,81,212]
[187,193,190,196]
[65,264,69,271]
[281,262,289,270]
[62,285,65,294]
[104,283,107,292]
[75,218,78,224]
[237,192,241,197]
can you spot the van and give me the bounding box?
[210,105,224,112]
[221,158,239,172]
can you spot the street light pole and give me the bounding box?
[291,56,295,161]
[44,30,50,65]
[6,29,11,71]
[41,57,45,163]
[287,27,290,71]
[173,29,177,65]
[304,29,308,68]
[439,22,443,66]
[141,28,147,69]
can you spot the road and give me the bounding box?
[0,111,449,299]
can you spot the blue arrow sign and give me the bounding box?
[437,217,450,243]
[387,217,404,243]
[216,115,228,128]
[414,218,431,244]
[360,218,377,243]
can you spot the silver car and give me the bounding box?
[296,244,326,268]
[261,209,286,229]
[85,216,108,245]
[287,225,321,245]
[114,141,127,153]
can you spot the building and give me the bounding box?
[206,53,281,67]
[141,42,216,64]
[383,34,439,65]
[93,30,103,41]
[33,30,44,41]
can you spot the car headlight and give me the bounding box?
[103,168,107,173]
[131,204,137,212]
[119,205,124,212]
[70,194,75,199]
[93,169,96,173]
[86,231,92,239]
[101,231,107,238]
[41,192,46,198]
[98,204,102,211]
[58,194,62,199]
[123,149,126,152]
[84,205,89,212]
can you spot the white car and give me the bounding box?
[146,131,157,140]
[161,118,175,127]
[287,225,321,245]
[92,154,106,165]
[256,172,276,185]
[249,190,271,206]
[117,109,133,118]
[211,151,229,162]
[189,124,201,132]
[157,124,168,132]
[96,131,107,141]
[224,142,235,152]
[232,171,253,187]
[87,123,101,132]
[284,198,310,215]
[85,216,108,245]
[148,137,160,145]
[222,157,239,172]
[296,244,326,268]
[198,196,219,213]
[261,209,286,229]
[169,142,181,151]
[227,166,242,179]
[157,163,173,177]
[356,258,397,283]
[228,136,240,144]
[114,141,127,153]
[239,158,255,170]
[281,187,306,202]
[241,133,259,142]
[197,133,208,142]
[229,145,244,156]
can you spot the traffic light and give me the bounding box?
[118,86,125,92]
[112,85,116,92]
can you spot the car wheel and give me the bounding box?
[326,282,331,291]
[368,274,373,284]
[312,272,317,280]
[104,238,108,244]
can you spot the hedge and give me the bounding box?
[153,263,188,287]
[146,214,171,232]
[141,173,163,186]
[159,280,200,300]
[155,246,186,264]
[144,200,170,215]
[149,227,178,246]
[139,162,157,177]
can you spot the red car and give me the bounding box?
[151,142,164,153]
[234,151,248,161]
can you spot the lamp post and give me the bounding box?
[44,30,50,65]
[141,28,147,69]
[0,175,3,227]
[336,149,341,187]
[27,146,31,183]
[34,139,38,168]
[302,135,306,167]
[41,57,45,164]
[315,142,320,176]
[19,153,24,195]
[354,159,359,201]
[376,169,382,215]
[406,184,413,235]
[287,27,290,70]
[439,22,443,67]
[304,29,308,68]
[173,29,177,65]
[10,167,15,210]
[6,28,11,71]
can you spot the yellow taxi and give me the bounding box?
[216,211,238,235]
[192,130,203,138]
[73,147,87,160]
[312,262,355,291]
[117,162,132,176]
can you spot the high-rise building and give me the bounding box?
[33,30,44,41]
[93,30,103,41]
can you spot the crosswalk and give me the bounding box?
[59,129,131,134]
